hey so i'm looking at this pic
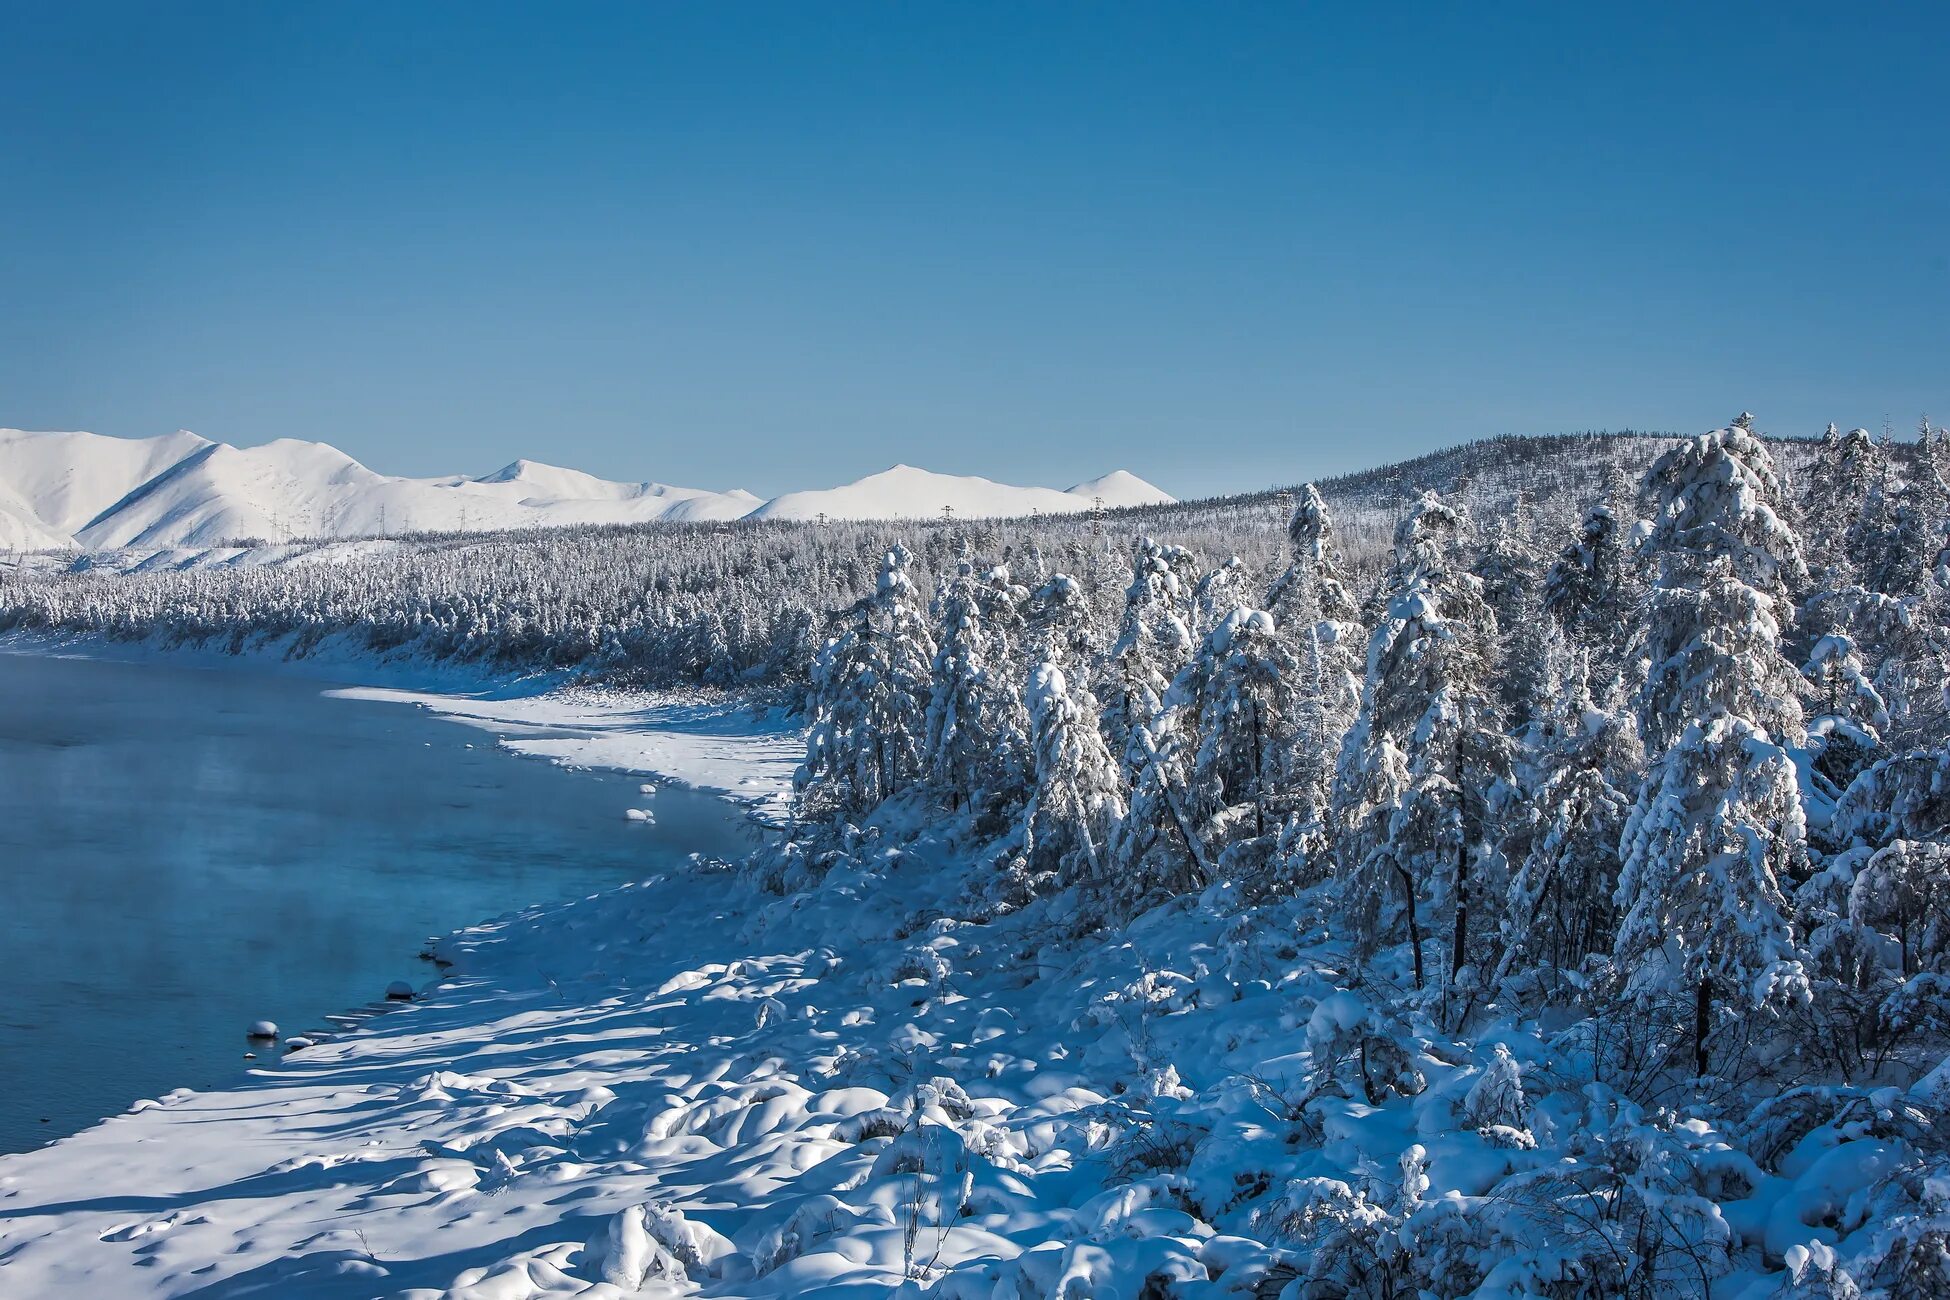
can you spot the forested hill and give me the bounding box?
[0,422,1920,696]
[753,413,1950,1294]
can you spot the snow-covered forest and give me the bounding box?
[2,431,1687,689]
[6,416,1950,1295]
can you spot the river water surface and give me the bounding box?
[0,650,753,1153]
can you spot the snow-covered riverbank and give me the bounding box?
[0,628,803,821]
[2,641,1945,1298]
[327,686,801,827]
[0,644,813,1296]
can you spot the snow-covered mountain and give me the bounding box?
[747,463,1173,522]
[0,429,1173,550]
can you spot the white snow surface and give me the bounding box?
[0,429,1173,550]
[750,464,1175,522]
[330,685,803,824]
[0,667,1914,1298]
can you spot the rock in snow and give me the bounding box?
[245,1020,277,1039]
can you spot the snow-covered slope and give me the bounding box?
[0,430,1171,548]
[0,429,215,550]
[1065,467,1178,508]
[748,463,1174,521]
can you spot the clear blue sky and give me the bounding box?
[3,4,1944,497]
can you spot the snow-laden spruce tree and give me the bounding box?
[1186,607,1298,841]
[1802,627,1889,791]
[1263,484,1364,830]
[1804,424,1885,582]
[1104,557,1297,911]
[795,544,937,820]
[1189,555,1246,641]
[1107,623,1233,914]
[1822,746,1950,1002]
[1632,419,1808,754]
[1613,712,1810,1075]
[1330,491,1514,995]
[1496,651,1643,993]
[1845,476,1928,599]
[1022,661,1126,891]
[1636,557,1805,754]
[1850,839,1950,979]
[1638,414,1806,598]
[1026,572,1102,675]
[925,561,990,811]
[1614,419,1812,1076]
[1474,510,1554,733]
[1098,537,1196,770]
[1541,495,1639,690]
[924,562,1029,815]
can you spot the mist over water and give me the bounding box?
[0,651,752,1153]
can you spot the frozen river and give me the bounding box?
[0,650,754,1153]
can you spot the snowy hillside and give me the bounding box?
[0,428,215,551]
[0,429,1173,549]
[748,463,1172,521]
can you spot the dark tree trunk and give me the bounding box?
[1451,731,1470,985]
[1251,696,1265,837]
[1694,975,1713,1078]
[1394,861,1424,990]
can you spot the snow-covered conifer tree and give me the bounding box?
[924,563,1030,816]
[1542,497,1638,688]
[1497,654,1642,990]
[1805,425,1884,581]
[1803,628,1888,790]
[1613,713,1809,1075]
[1022,662,1126,890]
[1474,512,1553,732]
[1632,422,1807,754]
[1264,485,1364,827]
[1330,492,1513,993]
[794,544,936,819]
[1186,608,1297,840]
[1849,839,1950,978]
[924,561,987,811]
[1100,537,1196,782]
[1614,421,1813,1074]
[1189,556,1246,641]
[1026,572,1101,674]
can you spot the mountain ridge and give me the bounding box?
[0,429,1173,551]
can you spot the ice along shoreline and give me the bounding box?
[0,633,799,1153]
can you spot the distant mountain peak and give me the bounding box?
[1064,469,1174,506]
[0,428,1174,549]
